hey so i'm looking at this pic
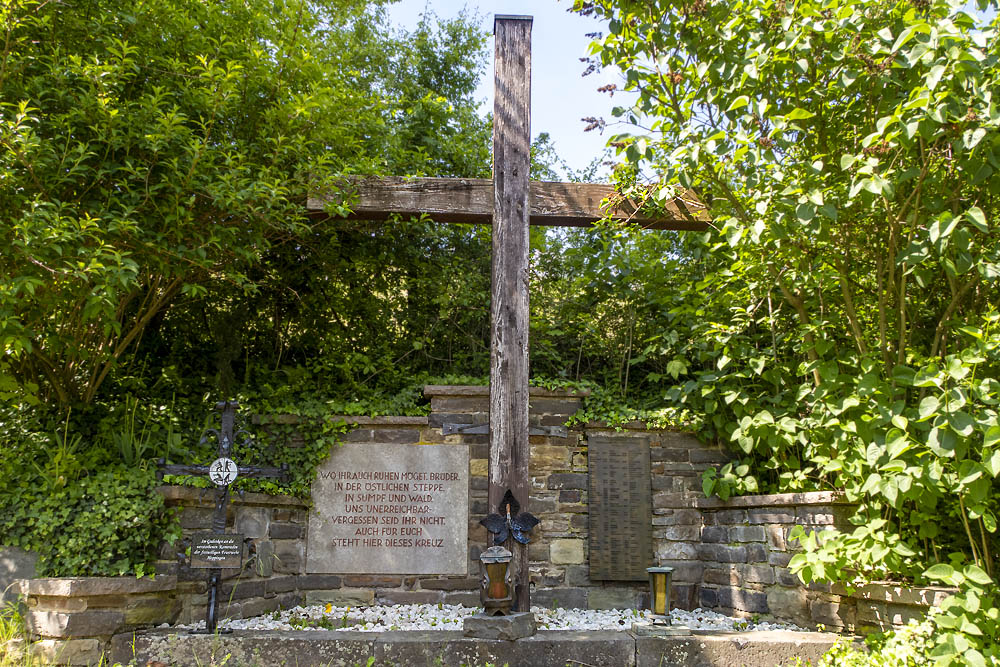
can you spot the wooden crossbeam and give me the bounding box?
[306,177,710,231]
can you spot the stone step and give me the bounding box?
[111,628,845,667]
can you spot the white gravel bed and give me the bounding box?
[175,604,805,633]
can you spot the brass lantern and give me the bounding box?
[479,545,514,615]
[647,566,674,624]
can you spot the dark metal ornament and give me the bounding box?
[155,400,288,634]
[479,489,538,546]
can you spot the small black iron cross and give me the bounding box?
[157,400,288,634]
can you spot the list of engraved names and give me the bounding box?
[306,443,469,574]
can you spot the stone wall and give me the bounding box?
[694,493,953,632]
[10,386,952,664]
[14,576,177,665]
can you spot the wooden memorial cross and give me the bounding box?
[308,15,710,612]
[157,400,288,633]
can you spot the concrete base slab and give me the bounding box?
[463,611,536,640]
[632,622,692,636]
[636,630,846,667]
[113,627,848,667]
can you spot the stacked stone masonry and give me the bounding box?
[9,386,953,664]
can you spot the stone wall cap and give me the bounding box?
[157,485,308,508]
[849,582,956,607]
[697,491,854,508]
[423,385,590,398]
[327,416,428,426]
[253,415,428,426]
[584,421,687,432]
[15,575,177,597]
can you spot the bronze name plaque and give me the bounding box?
[588,436,652,580]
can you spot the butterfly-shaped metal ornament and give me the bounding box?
[479,489,539,545]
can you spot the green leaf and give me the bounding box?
[966,206,988,233]
[918,395,940,420]
[923,563,957,583]
[785,108,815,120]
[949,411,975,437]
[726,95,750,112]
[963,565,993,586]
[964,649,987,667]
[926,64,946,90]
[985,449,1000,478]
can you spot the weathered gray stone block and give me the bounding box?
[27,610,124,638]
[377,589,442,605]
[463,611,536,640]
[703,567,740,586]
[741,564,774,585]
[729,525,766,543]
[689,447,731,464]
[235,507,269,538]
[711,509,748,524]
[31,638,103,666]
[550,539,585,564]
[547,473,588,489]
[810,596,855,628]
[634,631,842,667]
[16,576,176,597]
[657,561,704,584]
[700,587,718,607]
[0,547,37,603]
[767,586,809,623]
[716,587,769,614]
[700,526,728,543]
[748,509,795,524]
[766,524,786,551]
[305,588,374,606]
[657,542,699,561]
[652,509,702,525]
[295,574,341,590]
[533,587,587,610]
[659,524,701,542]
[744,543,768,563]
[588,587,640,610]
[697,544,748,563]
[123,595,181,626]
[254,539,275,577]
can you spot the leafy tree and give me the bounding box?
[0,0,493,406]
[575,0,999,662]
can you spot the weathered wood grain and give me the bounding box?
[306,177,710,231]
[490,15,532,613]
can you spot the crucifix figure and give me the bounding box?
[157,400,288,633]
[308,15,709,613]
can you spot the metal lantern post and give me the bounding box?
[647,566,674,624]
[479,546,514,616]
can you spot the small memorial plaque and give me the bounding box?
[588,437,652,581]
[307,443,469,575]
[190,533,244,569]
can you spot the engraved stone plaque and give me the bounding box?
[190,533,244,569]
[588,437,652,580]
[307,443,469,574]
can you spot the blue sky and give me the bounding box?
[385,0,625,176]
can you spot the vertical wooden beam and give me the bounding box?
[490,14,532,613]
